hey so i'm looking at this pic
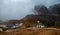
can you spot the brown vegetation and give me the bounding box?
[0,28,60,35]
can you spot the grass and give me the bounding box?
[0,27,60,35]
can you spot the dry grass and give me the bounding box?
[0,28,60,35]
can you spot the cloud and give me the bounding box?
[0,0,35,21]
[32,0,60,7]
[0,0,60,21]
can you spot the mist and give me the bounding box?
[0,0,60,21]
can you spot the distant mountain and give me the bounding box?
[23,14,60,22]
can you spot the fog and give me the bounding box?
[0,0,60,21]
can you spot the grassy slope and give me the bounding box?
[0,28,60,35]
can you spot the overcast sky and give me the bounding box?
[0,0,60,21]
